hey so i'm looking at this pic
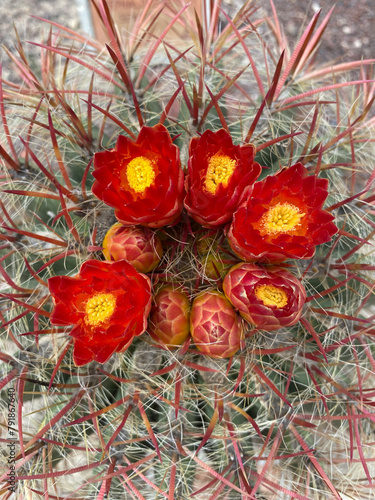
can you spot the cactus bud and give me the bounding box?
[149,286,190,346]
[223,263,306,331]
[200,253,237,281]
[190,290,242,358]
[196,232,238,280]
[196,232,219,255]
[102,223,163,273]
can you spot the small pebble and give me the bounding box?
[342,26,353,34]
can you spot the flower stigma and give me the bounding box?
[204,154,236,194]
[259,202,305,235]
[255,285,288,308]
[126,156,156,193]
[85,293,116,326]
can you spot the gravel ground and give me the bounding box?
[0,0,373,80]
[262,0,375,64]
[0,0,79,81]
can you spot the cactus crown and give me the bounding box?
[1,1,375,498]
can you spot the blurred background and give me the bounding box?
[0,0,373,81]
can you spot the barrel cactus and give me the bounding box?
[1,1,374,498]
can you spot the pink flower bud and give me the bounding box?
[103,223,163,273]
[190,290,242,358]
[149,286,191,346]
[223,263,306,331]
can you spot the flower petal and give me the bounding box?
[228,163,338,263]
[92,125,184,228]
[48,259,152,366]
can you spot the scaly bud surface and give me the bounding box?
[149,285,190,346]
[190,290,242,358]
[223,263,306,331]
[103,223,163,273]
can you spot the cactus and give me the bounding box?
[1,1,375,498]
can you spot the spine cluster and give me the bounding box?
[0,1,374,498]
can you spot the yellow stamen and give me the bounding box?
[259,202,305,235]
[204,154,236,194]
[255,285,288,308]
[85,293,116,326]
[126,156,156,193]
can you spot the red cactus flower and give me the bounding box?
[103,223,163,273]
[190,290,242,358]
[223,263,306,331]
[227,163,338,263]
[149,286,190,346]
[92,124,184,228]
[48,259,151,366]
[184,129,261,227]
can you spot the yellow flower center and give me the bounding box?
[255,285,288,308]
[260,202,305,235]
[126,156,156,193]
[204,154,236,194]
[85,293,116,326]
